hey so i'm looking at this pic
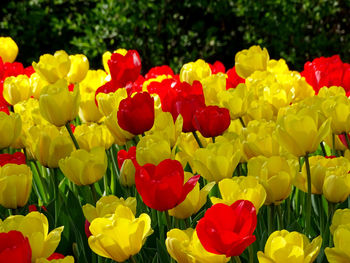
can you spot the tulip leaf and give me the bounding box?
[156,238,170,263]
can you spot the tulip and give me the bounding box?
[135,159,200,211]
[180,59,211,84]
[78,93,103,123]
[192,105,231,138]
[0,211,64,262]
[82,195,136,222]
[257,230,322,263]
[196,200,257,257]
[226,66,245,89]
[193,141,241,182]
[168,172,215,219]
[74,123,114,151]
[79,69,108,94]
[88,205,153,262]
[3,74,31,105]
[248,156,297,205]
[330,209,350,235]
[25,124,74,168]
[200,72,227,106]
[102,48,127,74]
[166,228,230,263]
[39,79,80,127]
[211,177,266,213]
[108,50,141,86]
[117,92,154,135]
[32,50,71,84]
[218,83,248,120]
[117,146,138,187]
[59,147,107,186]
[209,60,226,74]
[0,111,21,149]
[66,54,89,83]
[0,152,26,166]
[145,65,174,79]
[0,230,31,263]
[325,224,350,262]
[104,108,134,145]
[323,166,350,203]
[0,37,19,63]
[96,88,128,116]
[0,163,32,208]
[29,73,49,99]
[235,45,269,79]
[322,95,350,135]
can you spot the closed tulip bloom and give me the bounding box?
[169,172,215,219]
[26,124,74,168]
[3,75,31,105]
[330,209,350,235]
[322,95,350,135]
[325,224,350,262]
[235,45,269,79]
[39,79,80,127]
[248,156,297,205]
[117,92,154,135]
[275,108,331,157]
[117,146,138,187]
[82,195,136,222]
[88,205,153,262]
[323,166,350,203]
[192,106,230,138]
[166,228,230,263]
[196,200,257,257]
[78,93,103,123]
[200,73,227,106]
[66,54,89,83]
[257,230,322,263]
[193,142,241,182]
[74,123,114,151]
[0,212,64,262]
[135,159,200,211]
[32,50,71,84]
[0,111,21,149]
[59,147,107,186]
[211,177,266,213]
[0,230,31,263]
[0,163,32,209]
[0,37,18,63]
[180,59,212,85]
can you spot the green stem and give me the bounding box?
[304,153,312,237]
[276,205,284,230]
[318,195,325,239]
[90,184,98,204]
[239,117,246,128]
[233,256,242,263]
[267,204,275,236]
[184,218,191,228]
[129,255,137,263]
[65,122,80,149]
[165,210,172,230]
[248,245,254,263]
[328,202,336,247]
[108,147,119,195]
[192,131,203,148]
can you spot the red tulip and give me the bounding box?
[196,200,257,257]
[117,92,154,135]
[47,253,65,260]
[135,159,200,211]
[84,220,92,238]
[0,152,26,166]
[108,50,142,86]
[192,106,231,138]
[117,146,139,169]
[0,230,32,263]
[226,66,245,89]
[145,65,174,79]
[209,61,226,74]
[125,75,145,96]
[301,55,350,94]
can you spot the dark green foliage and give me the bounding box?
[1,0,350,72]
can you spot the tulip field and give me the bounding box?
[1,36,350,263]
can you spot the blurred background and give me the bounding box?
[1,0,349,73]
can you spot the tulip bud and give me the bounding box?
[3,75,31,105]
[200,72,226,106]
[74,123,114,151]
[0,112,22,149]
[330,209,350,235]
[0,37,19,63]
[323,166,350,203]
[67,54,89,83]
[136,135,172,166]
[325,224,350,263]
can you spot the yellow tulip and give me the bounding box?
[67,54,89,83]
[0,112,21,149]
[74,123,114,151]
[79,92,103,123]
[136,134,172,166]
[325,224,350,262]
[96,88,128,116]
[26,124,74,168]
[0,164,32,209]
[39,79,80,127]
[29,73,49,99]
[32,50,71,84]
[322,95,350,135]
[0,211,64,262]
[193,141,241,182]
[79,69,108,95]
[330,209,350,235]
[179,59,211,84]
[218,83,248,119]
[166,228,230,263]
[200,72,227,106]
[275,107,331,157]
[88,205,153,262]
[119,159,136,187]
[235,45,269,79]
[0,36,18,63]
[104,108,134,145]
[169,172,215,219]
[323,166,350,203]
[318,86,346,98]
[211,177,266,213]
[257,230,322,263]
[248,156,297,205]
[59,147,107,186]
[102,49,127,74]
[35,256,74,263]
[3,74,31,105]
[82,195,136,222]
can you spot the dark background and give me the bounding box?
[1,0,350,73]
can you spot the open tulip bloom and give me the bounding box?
[2,38,350,262]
